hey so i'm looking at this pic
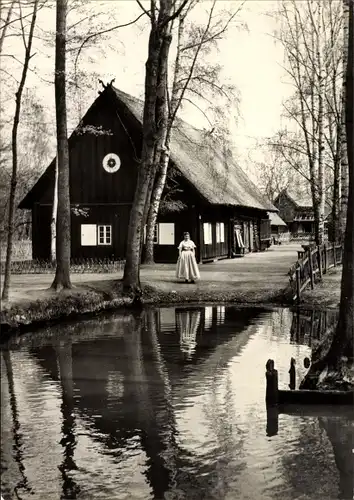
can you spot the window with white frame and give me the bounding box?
[143,224,159,244]
[203,222,212,244]
[216,222,225,243]
[98,225,112,245]
[153,224,159,244]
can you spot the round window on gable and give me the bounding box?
[103,153,121,173]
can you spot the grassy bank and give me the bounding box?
[1,246,341,337]
[301,267,342,309]
[0,276,295,338]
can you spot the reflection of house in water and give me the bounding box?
[22,306,264,499]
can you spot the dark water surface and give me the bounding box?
[1,306,353,500]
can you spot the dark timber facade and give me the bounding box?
[19,85,277,264]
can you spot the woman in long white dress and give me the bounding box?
[176,232,200,283]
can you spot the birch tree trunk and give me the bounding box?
[339,0,350,239]
[123,0,176,294]
[50,156,59,261]
[51,0,72,290]
[141,20,173,264]
[144,14,185,264]
[331,122,342,242]
[144,2,217,263]
[1,0,39,301]
[316,0,325,244]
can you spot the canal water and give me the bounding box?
[1,306,353,500]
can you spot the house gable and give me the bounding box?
[19,90,142,208]
[274,191,298,224]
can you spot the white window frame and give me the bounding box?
[153,224,159,244]
[216,222,225,243]
[220,222,225,243]
[203,222,212,245]
[97,225,112,245]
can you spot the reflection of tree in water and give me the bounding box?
[176,309,201,360]
[55,341,80,499]
[318,415,354,499]
[201,368,247,499]
[1,350,33,498]
[280,417,345,500]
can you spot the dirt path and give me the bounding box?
[4,244,302,306]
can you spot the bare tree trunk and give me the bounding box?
[316,0,325,244]
[123,1,174,294]
[1,0,39,301]
[144,3,216,263]
[50,156,58,261]
[330,0,354,362]
[144,13,186,265]
[51,0,72,290]
[300,0,353,387]
[331,124,342,242]
[142,20,173,265]
[339,0,350,240]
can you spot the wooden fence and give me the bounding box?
[288,243,343,304]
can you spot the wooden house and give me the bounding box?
[267,211,288,243]
[274,189,329,240]
[19,85,277,264]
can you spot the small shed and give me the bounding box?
[267,211,288,243]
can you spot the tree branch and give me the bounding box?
[160,0,190,28]
[136,0,151,19]
[181,0,245,52]
[73,12,146,76]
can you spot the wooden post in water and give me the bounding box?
[266,405,279,437]
[289,357,296,390]
[296,267,301,304]
[308,249,314,289]
[265,359,278,405]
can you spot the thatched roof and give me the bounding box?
[268,211,287,227]
[19,86,276,212]
[112,87,276,212]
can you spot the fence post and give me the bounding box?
[333,244,337,267]
[308,249,314,289]
[296,267,301,304]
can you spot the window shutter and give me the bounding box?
[81,224,97,246]
[158,223,175,245]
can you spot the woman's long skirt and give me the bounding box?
[176,250,200,280]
